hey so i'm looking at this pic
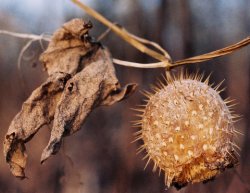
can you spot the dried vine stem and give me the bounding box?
[0,30,51,41]
[71,0,250,69]
[71,0,171,65]
[98,23,171,59]
[113,59,166,68]
[0,30,51,71]
[113,35,250,68]
[1,30,249,70]
[0,1,250,69]
[0,30,168,69]
[172,36,250,68]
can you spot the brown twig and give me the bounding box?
[71,0,171,66]
[171,36,250,68]
[97,23,171,59]
[71,0,250,70]
[1,32,249,70]
[113,37,250,68]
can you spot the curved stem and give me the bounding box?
[0,30,51,41]
[71,0,171,64]
[119,27,171,60]
[171,36,250,68]
[17,39,37,71]
[1,30,249,71]
[71,0,250,71]
[113,59,167,68]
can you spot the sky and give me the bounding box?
[0,0,93,33]
[0,0,163,36]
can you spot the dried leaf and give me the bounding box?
[40,19,94,76]
[41,47,137,163]
[3,18,137,178]
[3,72,70,178]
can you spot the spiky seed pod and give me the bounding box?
[134,73,240,188]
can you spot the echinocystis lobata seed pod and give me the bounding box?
[133,73,240,188]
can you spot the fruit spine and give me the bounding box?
[133,72,240,188]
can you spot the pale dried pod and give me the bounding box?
[133,72,240,188]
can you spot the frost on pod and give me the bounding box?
[133,73,240,188]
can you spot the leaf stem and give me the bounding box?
[71,0,171,66]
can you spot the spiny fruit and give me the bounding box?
[133,72,240,188]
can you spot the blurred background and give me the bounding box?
[0,0,249,193]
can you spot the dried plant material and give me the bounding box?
[172,36,250,68]
[1,1,248,186]
[3,18,137,178]
[40,47,136,163]
[4,72,71,178]
[133,72,239,188]
[40,18,94,76]
[113,37,250,69]
[71,0,250,70]
[1,1,249,70]
[71,0,171,64]
[1,29,249,69]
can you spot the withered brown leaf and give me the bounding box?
[3,18,137,178]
